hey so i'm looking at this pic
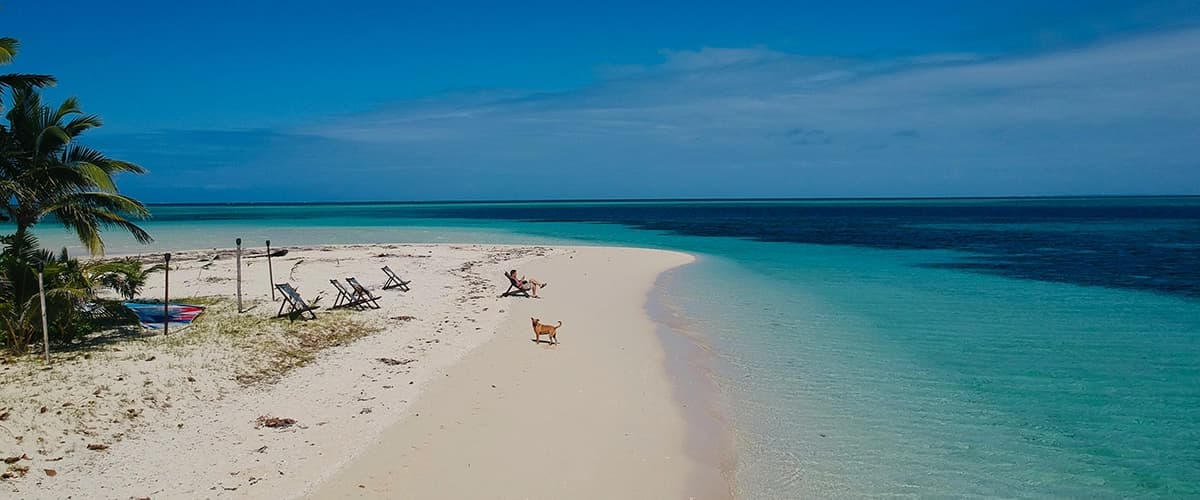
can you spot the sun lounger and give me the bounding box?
[330,279,367,309]
[275,283,320,320]
[502,272,532,298]
[345,277,382,309]
[381,266,411,291]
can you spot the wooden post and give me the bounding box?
[236,238,243,313]
[163,253,171,336]
[267,240,275,300]
[36,261,49,364]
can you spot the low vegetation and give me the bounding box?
[155,297,380,385]
[0,296,381,463]
[0,231,156,354]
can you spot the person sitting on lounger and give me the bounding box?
[508,269,547,297]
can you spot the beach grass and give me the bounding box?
[154,297,381,385]
[0,295,380,462]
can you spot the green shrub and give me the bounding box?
[0,230,151,353]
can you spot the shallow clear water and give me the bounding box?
[15,198,1200,498]
[667,244,1200,498]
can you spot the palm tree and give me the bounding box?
[0,230,85,351]
[0,35,56,228]
[0,37,56,109]
[0,36,154,353]
[0,87,151,254]
[82,257,161,300]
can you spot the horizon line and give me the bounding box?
[141,194,1200,207]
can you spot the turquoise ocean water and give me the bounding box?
[23,199,1200,498]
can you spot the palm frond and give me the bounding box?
[42,286,89,302]
[84,258,156,299]
[89,210,154,243]
[53,190,151,218]
[52,96,82,124]
[62,144,146,176]
[34,125,71,157]
[48,193,153,254]
[0,229,43,264]
[98,158,145,175]
[0,74,57,90]
[72,162,119,192]
[53,206,103,254]
[63,113,102,136]
[0,37,18,65]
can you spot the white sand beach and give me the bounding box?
[0,243,727,499]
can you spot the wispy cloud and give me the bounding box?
[107,29,1200,201]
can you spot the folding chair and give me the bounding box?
[330,279,366,309]
[345,277,382,309]
[381,266,412,291]
[275,283,320,320]
[501,272,532,298]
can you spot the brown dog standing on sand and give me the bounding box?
[531,317,562,344]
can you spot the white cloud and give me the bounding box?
[656,46,788,71]
[144,29,1200,200]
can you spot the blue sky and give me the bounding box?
[2,1,1198,201]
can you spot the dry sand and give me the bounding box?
[309,245,729,500]
[0,243,725,499]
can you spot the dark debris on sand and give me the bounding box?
[255,416,297,429]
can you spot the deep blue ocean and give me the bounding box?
[28,197,1200,498]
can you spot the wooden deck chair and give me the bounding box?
[381,266,411,291]
[501,272,532,297]
[330,279,366,309]
[275,283,320,320]
[345,277,382,309]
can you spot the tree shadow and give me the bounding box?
[51,303,146,354]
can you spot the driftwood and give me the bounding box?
[247,249,289,259]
